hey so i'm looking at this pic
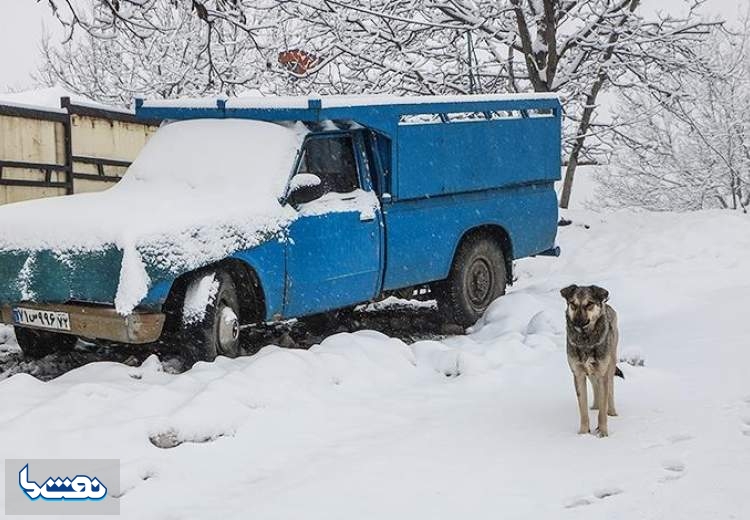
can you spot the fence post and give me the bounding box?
[60,97,74,195]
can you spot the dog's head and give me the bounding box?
[560,284,609,332]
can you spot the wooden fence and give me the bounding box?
[0,97,160,205]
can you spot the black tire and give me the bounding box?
[436,235,507,327]
[14,327,77,359]
[181,270,242,364]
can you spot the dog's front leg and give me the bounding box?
[596,377,609,437]
[574,373,590,434]
[591,375,601,410]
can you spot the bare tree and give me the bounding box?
[597,18,750,212]
[272,0,719,207]
[38,1,287,104]
[39,1,359,102]
[42,0,275,43]
[41,1,718,208]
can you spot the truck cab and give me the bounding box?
[282,129,383,317]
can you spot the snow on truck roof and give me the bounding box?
[139,92,560,110]
[136,93,561,135]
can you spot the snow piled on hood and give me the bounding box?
[0,119,302,313]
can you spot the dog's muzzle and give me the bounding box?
[573,320,590,333]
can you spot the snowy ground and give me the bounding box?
[1,208,749,519]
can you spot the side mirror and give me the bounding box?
[287,174,324,206]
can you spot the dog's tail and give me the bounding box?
[615,366,625,379]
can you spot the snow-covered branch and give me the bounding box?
[597,16,750,212]
[40,0,722,209]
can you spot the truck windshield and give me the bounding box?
[121,119,301,196]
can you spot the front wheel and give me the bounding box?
[180,270,243,364]
[435,235,507,327]
[14,327,77,359]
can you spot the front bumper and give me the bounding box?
[1,303,166,344]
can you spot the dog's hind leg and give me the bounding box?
[608,310,620,418]
[607,373,618,416]
[596,377,610,437]
[574,373,590,434]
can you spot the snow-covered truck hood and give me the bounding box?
[0,119,302,314]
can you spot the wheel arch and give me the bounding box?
[161,258,267,334]
[451,224,514,285]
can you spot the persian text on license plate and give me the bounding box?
[12,307,71,331]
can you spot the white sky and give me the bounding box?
[0,0,60,91]
[0,0,745,92]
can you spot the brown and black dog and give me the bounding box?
[560,284,622,437]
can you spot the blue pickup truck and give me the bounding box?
[0,94,560,362]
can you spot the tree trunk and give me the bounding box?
[559,0,641,209]
[560,143,582,209]
[559,79,604,208]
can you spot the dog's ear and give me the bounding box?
[590,285,609,303]
[560,284,578,301]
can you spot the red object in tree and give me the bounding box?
[278,49,321,75]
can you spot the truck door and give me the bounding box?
[283,133,383,317]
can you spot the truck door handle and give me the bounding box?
[359,212,375,222]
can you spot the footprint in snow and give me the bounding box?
[564,488,623,508]
[667,433,694,445]
[593,487,624,499]
[741,415,750,437]
[646,433,694,449]
[660,459,686,482]
[111,470,156,499]
[739,395,750,436]
[564,497,593,509]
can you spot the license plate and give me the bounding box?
[12,307,71,332]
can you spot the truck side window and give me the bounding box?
[298,136,359,194]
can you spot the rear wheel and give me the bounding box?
[436,235,507,327]
[14,327,77,359]
[180,270,242,364]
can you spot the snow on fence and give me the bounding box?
[0,97,160,205]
